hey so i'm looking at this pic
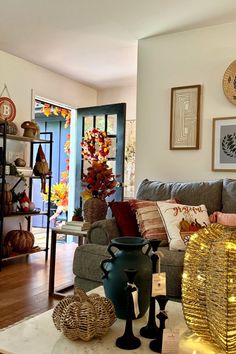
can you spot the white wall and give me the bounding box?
[0,50,97,232]
[0,50,97,126]
[97,86,136,120]
[136,21,236,187]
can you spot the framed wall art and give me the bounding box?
[212,117,236,171]
[170,85,201,150]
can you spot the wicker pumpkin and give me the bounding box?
[52,288,116,341]
[4,222,35,252]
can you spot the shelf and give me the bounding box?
[3,134,52,143]
[2,246,47,261]
[0,127,53,269]
[4,211,48,217]
[0,174,52,179]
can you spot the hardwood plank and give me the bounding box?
[0,242,77,329]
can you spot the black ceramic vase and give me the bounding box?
[100,236,152,319]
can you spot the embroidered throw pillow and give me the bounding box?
[129,199,177,241]
[109,201,140,237]
[157,202,210,250]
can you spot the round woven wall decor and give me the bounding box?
[223,60,236,105]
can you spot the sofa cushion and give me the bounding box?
[87,218,120,245]
[222,179,236,213]
[109,201,140,237]
[157,201,210,250]
[136,179,223,215]
[158,246,185,298]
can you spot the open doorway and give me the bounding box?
[32,98,72,244]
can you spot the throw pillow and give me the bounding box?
[109,201,140,237]
[129,199,177,241]
[157,202,210,250]
[210,211,236,226]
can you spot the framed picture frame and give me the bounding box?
[212,116,236,171]
[170,85,201,150]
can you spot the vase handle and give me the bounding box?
[107,244,117,259]
[143,242,151,255]
[101,258,113,279]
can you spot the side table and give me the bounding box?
[49,227,87,299]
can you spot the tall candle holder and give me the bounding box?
[116,268,141,350]
[149,295,168,353]
[140,239,162,339]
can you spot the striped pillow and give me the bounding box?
[129,199,176,241]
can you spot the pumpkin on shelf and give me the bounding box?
[4,222,35,252]
[0,183,13,215]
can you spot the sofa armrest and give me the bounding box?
[87,217,120,245]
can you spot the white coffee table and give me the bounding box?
[0,286,224,354]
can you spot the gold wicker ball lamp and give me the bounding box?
[182,224,236,353]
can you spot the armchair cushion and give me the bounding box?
[87,218,120,245]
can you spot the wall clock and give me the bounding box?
[223,60,236,105]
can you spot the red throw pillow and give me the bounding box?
[109,201,141,237]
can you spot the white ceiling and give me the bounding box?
[1,0,236,89]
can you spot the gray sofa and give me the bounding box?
[73,178,236,299]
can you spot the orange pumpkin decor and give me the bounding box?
[0,183,13,215]
[4,223,35,252]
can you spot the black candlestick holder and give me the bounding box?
[140,239,162,339]
[116,268,141,350]
[149,295,169,353]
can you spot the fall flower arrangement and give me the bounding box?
[81,128,117,200]
[42,180,69,212]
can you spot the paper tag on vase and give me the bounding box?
[131,288,140,318]
[152,272,166,296]
[162,329,179,354]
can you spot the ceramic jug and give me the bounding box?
[101,236,152,319]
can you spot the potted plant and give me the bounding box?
[72,207,83,221]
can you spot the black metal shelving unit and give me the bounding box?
[0,123,53,270]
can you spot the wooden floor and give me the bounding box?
[0,241,77,330]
